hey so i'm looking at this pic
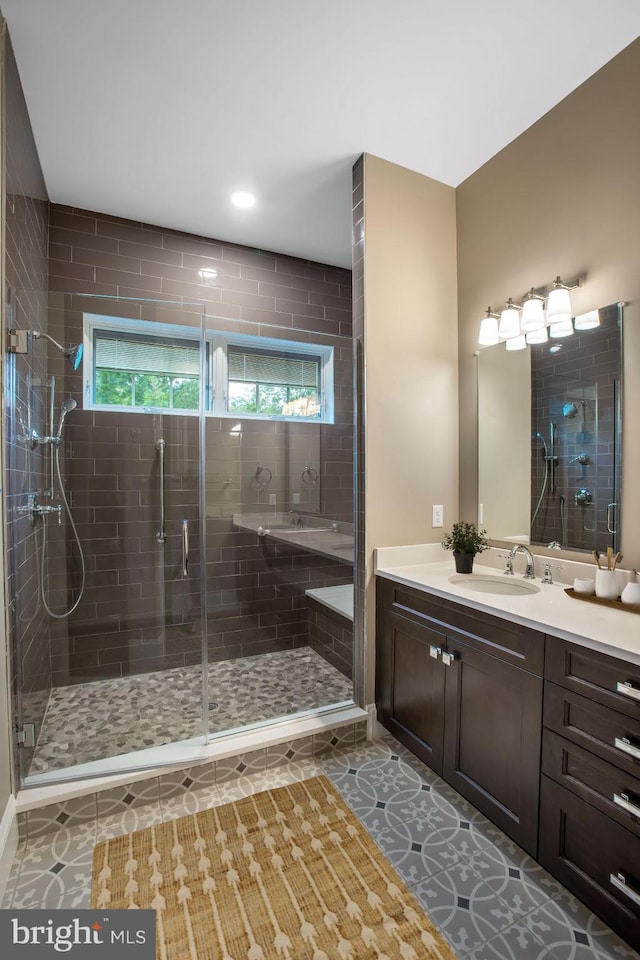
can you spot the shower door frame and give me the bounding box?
[10,294,211,788]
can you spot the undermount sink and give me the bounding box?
[448,574,540,596]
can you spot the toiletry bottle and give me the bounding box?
[621,569,640,605]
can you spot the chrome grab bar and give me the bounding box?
[607,502,617,534]
[182,519,189,577]
[155,439,167,542]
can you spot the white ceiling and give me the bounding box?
[3,1,640,267]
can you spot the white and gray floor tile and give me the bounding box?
[4,735,639,960]
[30,647,352,775]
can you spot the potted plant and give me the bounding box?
[442,521,489,573]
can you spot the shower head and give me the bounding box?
[55,398,77,439]
[562,402,579,419]
[30,331,83,370]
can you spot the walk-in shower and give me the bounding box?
[6,290,356,788]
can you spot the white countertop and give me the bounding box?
[375,544,640,666]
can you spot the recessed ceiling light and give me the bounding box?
[231,191,256,209]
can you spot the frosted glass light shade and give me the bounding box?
[478,314,499,345]
[498,306,520,339]
[526,326,548,344]
[574,309,600,330]
[549,316,574,338]
[506,334,527,351]
[521,297,545,332]
[547,286,572,324]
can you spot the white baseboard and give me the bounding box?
[0,795,18,903]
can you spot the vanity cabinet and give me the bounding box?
[376,578,544,855]
[540,639,640,952]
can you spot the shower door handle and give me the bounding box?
[182,520,189,577]
[607,502,617,534]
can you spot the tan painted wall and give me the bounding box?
[363,154,458,700]
[457,37,640,566]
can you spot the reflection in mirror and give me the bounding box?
[478,303,622,554]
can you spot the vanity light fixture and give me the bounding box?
[546,276,580,325]
[526,325,548,344]
[498,298,520,339]
[574,309,600,330]
[521,290,545,332]
[505,334,527,351]
[231,191,256,209]
[548,315,575,338]
[478,308,500,346]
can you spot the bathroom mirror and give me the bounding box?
[477,302,622,555]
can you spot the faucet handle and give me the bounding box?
[542,561,563,585]
[498,553,514,575]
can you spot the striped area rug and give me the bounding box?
[92,775,456,959]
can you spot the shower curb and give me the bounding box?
[17,718,367,839]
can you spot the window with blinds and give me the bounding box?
[227,346,321,418]
[93,331,201,410]
[84,315,333,422]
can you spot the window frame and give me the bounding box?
[82,313,335,424]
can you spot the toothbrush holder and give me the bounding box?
[595,569,620,600]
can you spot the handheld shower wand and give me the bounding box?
[55,398,77,439]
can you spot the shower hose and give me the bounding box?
[39,442,86,618]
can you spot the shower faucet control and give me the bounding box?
[18,494,62,526]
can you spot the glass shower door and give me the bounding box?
[8,293,209,785]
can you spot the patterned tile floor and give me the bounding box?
[30,647,352,775]
[7,734,638,960]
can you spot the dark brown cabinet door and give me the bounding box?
[376,610,446,774]
[539,776,640,952]
[442,638,543,856]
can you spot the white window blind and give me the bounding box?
[94,332,200,377]
[228,347,319,387]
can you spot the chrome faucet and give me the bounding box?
[288,510,303,528]
[509,544,536,580]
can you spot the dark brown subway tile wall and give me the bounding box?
[47,205,354,685]
[530,303,620,552]
[308,598,353,681]
[3,30,51,764]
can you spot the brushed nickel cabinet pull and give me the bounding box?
[442,651,458,667]
[613,792,640,819]
[609,872,640,909]
[614,737,640,761]
[616,681,640,702]
[429,645,442,660]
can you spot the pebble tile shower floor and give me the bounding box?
[7,734,638,959]
[29,647,352,774]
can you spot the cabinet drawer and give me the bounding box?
[539,776,640,952]
[379,578,544,674]
[546,638,640,720]
[542,729,640,839]
[544,682,640,779]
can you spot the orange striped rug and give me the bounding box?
[92,774,456,959]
